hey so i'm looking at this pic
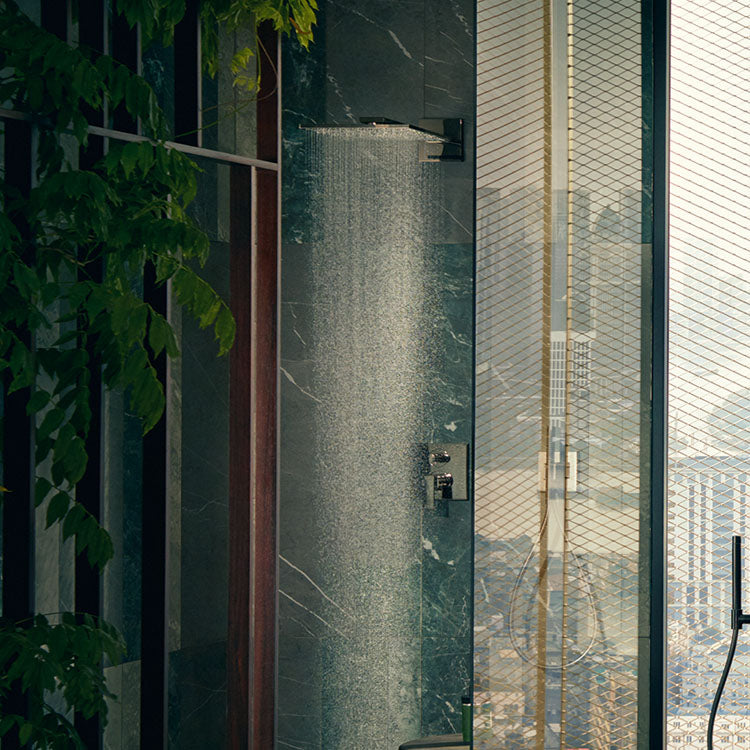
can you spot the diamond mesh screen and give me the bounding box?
[475,0,548,744]
[666,1,750,747]
[475,0,650,747]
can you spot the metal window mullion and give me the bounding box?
[0,109,279,170]
[648,0,670,744]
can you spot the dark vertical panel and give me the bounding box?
[173,0,200,146]
[256,23,278,163]
[649,0,669,744]
[41,0,67,39]
[111,10,138,132]
[76,6,105,744]
[78,0,105,55]
[1,118,33,750]
[140,268,168,748]
[79,0,106,137]
[74,0,105,750]
[228,166,253,750]
[252,169,277,750]
[73,275,102,750]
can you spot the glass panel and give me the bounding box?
[474,0,651,747]
[102,386,143,750]
[562,0,646,746]
[142,40,175,137]
[166,158,231,749]
[475,0,548,745]
[666,0,750,746]
[200,23,257,157]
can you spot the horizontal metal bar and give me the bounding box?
[0,107,279,171]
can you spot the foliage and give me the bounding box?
[0,0,316,745]
[107,0,318,91]
[200,0,318,88]
[0,615,126,749]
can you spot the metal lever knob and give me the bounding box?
[434,473,453,500]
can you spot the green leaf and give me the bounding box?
[13,261,40,298]
[8,341,33,393]
[52,422,77,463]
[0,715,17,737]
[35,477,53,507]
[137,142,155,175]
[35,436,54,464]
[46,491,71,528]
[26,389,51,415]
[18,723,32,745]
[147,310,168,356]
[63,437,88,485]
[61,503,86,541]
[120,141,140,179]
[215,305,236,355]
[37,407,66,440]
[46,624,67,661]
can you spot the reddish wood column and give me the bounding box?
[252,164,278,750]
[252,21,280,749]
[228,164,253,749]
[227,21,279,750]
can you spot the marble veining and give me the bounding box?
[279,0,475,746]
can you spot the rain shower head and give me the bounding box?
[299,117,464,162]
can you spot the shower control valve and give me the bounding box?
[430,450,450,464]
[419,443,469,509]
[434,473,454,500]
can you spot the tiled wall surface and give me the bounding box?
[279,1,475,747]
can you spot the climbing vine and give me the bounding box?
[0,0,316,746]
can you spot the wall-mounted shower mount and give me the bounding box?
[416,119,464,162]
[300,117,464,162]
[420,443,469,509]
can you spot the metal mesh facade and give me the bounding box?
[475,0,650,746]
[666,1,750,747]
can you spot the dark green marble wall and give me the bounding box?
[279,1,475,746]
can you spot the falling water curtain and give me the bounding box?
[474,0,666,745]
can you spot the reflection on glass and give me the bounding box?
[166,159,231,749]
[474,0,649,746]
[102,387,143,750]
[200,26,257,157]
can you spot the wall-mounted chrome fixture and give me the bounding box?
[300,117,464,162]
[416,119,464,162]
[421,443,469,510]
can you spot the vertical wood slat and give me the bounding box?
[140,267,168,747]
[228,165,253,750]
[1,117,34,750]
[256,23,279,163]
[173,0,200,146]
[252,21,279,750]
[251,168,278,750]
[40,0,67,40]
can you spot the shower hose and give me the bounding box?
[707,623,740,750]
[708,535,749,749]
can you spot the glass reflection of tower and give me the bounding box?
[562,186,644,750]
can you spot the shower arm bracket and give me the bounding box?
[731,609,750,629]
[417,118,464,162]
